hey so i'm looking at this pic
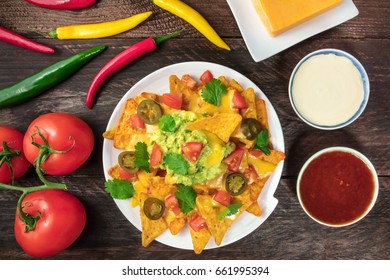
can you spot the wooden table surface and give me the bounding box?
[0,0,389,260]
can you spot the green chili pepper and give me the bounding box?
[0,45,106,108]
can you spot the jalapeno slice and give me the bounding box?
[137,99,162,124]
[241,118,261,140]
[118,151,138,174]
[143,197,165,220]
[225,172,248,196]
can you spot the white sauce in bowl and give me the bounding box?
[291,53,364,126]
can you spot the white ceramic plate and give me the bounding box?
[226,0,359,62]
[102,61,285,250]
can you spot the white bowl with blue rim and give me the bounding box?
[288,49,370,130]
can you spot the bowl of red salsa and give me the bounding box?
[297,147,379,227]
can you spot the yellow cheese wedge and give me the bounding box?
[252,0,343,37]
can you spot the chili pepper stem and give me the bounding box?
[153,28,185,47]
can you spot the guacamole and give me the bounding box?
[150,110,233,185]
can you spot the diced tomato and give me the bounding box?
[181,142,204,163]
[162,93,182,110]
[224,146,245,172]
[213,190,232,207]
[164,194,181,216]
[181,74,197,89]
[150,143,162,167]
[244,165,259,184]
[129,114,145,129]
[232,91,248,109]
[118,166,137,181]
[200,70,213,83]
[189,214,207,232]
[249,149,263,157]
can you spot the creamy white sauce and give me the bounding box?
[292,54,364,126]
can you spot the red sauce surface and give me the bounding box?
[299,151,375,225]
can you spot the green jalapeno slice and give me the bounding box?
[137,99,162,124]
[143,197,165,220]
[224,172,248,196]
[241,118,261,140]
[118,151,138,174]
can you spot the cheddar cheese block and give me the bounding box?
[252,0,343,37]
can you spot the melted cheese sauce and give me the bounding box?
[292,54,364,126]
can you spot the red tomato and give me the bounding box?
[14,189,86,258]
[0,126,30,184]
[249,149,263,157]
[189,214,207,232]
[162,93,182,110]
[150,143,162,167]
[164,194,181,216]
[181,142,204,163]
[232,91,248,109]
[200,70,213,83]
[23,112,94,176]
[224,146,245,172]
[213,190,232,206]
[129,114,145,129]
[118,166,137,181]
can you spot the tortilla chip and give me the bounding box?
[217,76,229,87]
[187,211,211,254]
[240,88,257,119]
[113,98,149,150]
[164,211,186,235]
[256,98,269,131]
[246,201,262,216]
[259,150,286,166]
[103,126,116,140]
[249,177,267,201]
[186,113,242,142]
[108,164,120,180]
[148,176,175,200]
[196,195,234,245]
[228,79,244,92]
[138,193,168,247]
[233,188,252,205]
[169,75,200,111]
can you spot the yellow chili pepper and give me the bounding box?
[49,11,152,39]
[151,0,230,51]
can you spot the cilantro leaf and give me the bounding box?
[201,78,228,106]
[217,204,243,220]
[254,129,271,156]
[134,141,150,172]
[174,184,196,214]
[163,153,189,175]
[158,115,176,132]
[105,179,135,199]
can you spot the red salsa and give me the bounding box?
[299,151,375,225]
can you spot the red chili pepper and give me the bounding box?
[86,29,183,109]
[0,26,54,54]
[24,0,96,10]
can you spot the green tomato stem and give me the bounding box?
[0,180,67,232]
[0,126,70,231]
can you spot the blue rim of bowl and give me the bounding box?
[288,48,370,130]
[296,146,379,227]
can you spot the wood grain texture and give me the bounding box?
[0,0,389,260]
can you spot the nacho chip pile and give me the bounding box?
[104,71,285,254]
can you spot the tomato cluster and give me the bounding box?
[0,112,93,258]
